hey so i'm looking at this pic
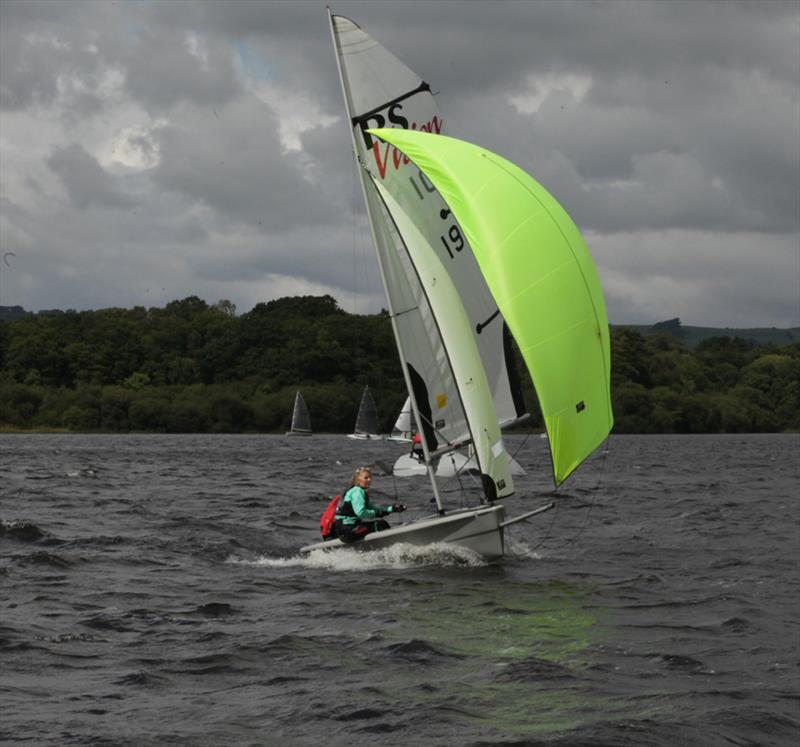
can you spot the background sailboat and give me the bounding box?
[392,445,526,479]
[301,12,612,559]
[285,391,312,436]
[386,396,415,442]
[347,385,382,440]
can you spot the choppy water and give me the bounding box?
[1,433,798,746]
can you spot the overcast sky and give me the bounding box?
[1,0,798,327]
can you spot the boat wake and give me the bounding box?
[229,542,489,571]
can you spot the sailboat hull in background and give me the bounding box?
[348,385,383,439]
[299,504,506,560]
[393,451,525,478]
[393,451,474,478]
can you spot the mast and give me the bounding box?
[327,9,445,512]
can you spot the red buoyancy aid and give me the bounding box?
[320,495,341,540]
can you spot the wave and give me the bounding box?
[189,602,237,618]
[228,541,490,571]
[494,655,575,682]
[383,639,462,663]
[114,671,168,688]
[0,520,45,542]
[17,551,72,568]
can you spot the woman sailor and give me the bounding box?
[334,466,405,543]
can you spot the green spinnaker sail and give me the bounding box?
[369,128,613,486]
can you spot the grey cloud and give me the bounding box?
[121,26,242,114]
[593,230,800,328]
[46,144,135,210]
[150,98,339,232]
[0,0,126,113]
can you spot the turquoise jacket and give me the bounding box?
[336,485,393,526]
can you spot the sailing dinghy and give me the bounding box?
[386,396,415,442]
[285,391,312,436]
[346,385,383,440]
[300,13,612,560]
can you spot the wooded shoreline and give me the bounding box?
[2,295,797,434]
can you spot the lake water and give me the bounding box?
[1,433,798,746]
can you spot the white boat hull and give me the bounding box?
[392,452,525,478]
[300,504,506,560]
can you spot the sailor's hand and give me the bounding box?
[391,503,407,513]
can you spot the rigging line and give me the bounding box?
[508,431,531,464]
[389,460,401,503]
[352,161,358,313]
[510,433,608,557]
[437,456,482,507]
[561,434,612,556]
[529,434,610,558]
[510,493,561,558]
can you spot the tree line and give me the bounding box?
[0,295,797,433]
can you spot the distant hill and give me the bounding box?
[0,306,28,322]
[0,306,65,321]
[611,318,798,348]
[1,298,797,434]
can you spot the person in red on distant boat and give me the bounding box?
[334,466,405,544]
[411,431,424,461]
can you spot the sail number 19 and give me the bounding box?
[409,170,464,261]
[441,225,464,258]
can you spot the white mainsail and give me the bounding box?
[388,396,414,441]
[330,12,520,502]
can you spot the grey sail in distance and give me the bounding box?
[286,391,312,436]
[348,385,382,439]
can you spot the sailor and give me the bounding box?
[335,466,406,543]
[411,432,424,461]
